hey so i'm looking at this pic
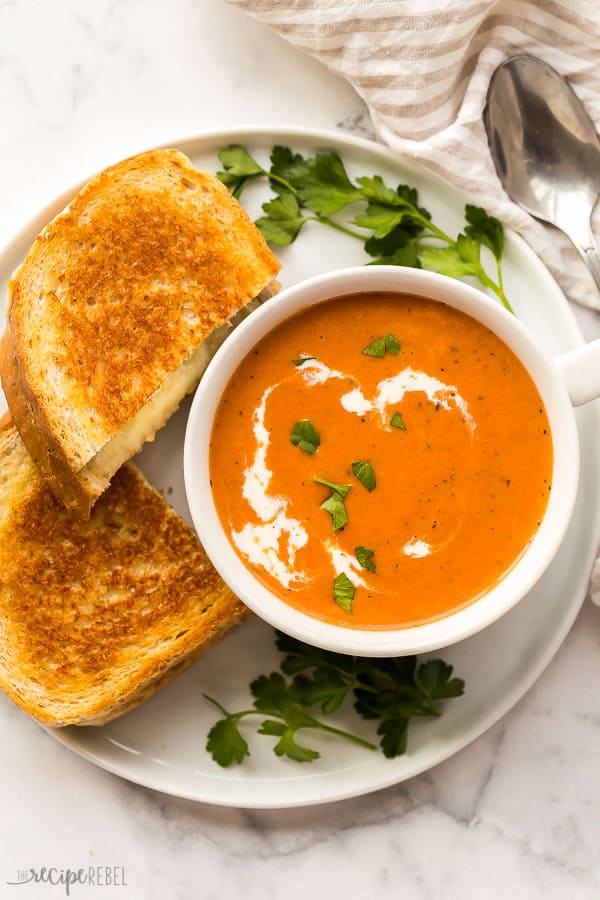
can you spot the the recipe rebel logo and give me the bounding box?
[6,866,128,895]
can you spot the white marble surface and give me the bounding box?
[1,2,600,898]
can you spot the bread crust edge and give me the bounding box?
[0,330,98,518]
[0,600,251,728]
[79,606,252,727]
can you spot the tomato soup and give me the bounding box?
[209,292,553,629]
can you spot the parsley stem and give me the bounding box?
[309,215,366,240]
[413,212,455,245]
[476,268,514,313]
[306,718,377,750]
[207,701,377,751]
[415,208,515,314]
[493,260,513,313]
[350,680,379,695]
[268,172,297,194]
[203,694,257,720]
[203,694,231,717]
[497,259,504,294]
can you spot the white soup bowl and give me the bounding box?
[184,266,595,656]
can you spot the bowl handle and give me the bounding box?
[555,338,600,406]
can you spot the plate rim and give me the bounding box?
[3,125,599,808]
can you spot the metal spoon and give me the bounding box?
[484,54,600,310]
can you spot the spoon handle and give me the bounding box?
[569,220,600,310]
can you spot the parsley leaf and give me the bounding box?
[216,145,266,198]
[292,356,317,366]
[256,191,308,245]
[251,673,342,762]
[250,671,291,714]
[217,144,264,178]
[320,494,348,531]
[313,477,351,498]
[205,716,249,766]
[390,411,407,430]
[259,719,321,762]
[465,204,504,261]
[276,635,360,713]
[417,244,479,279]
[276,631,359,678]
[204,696,250,766]
[355,546,376,573]
[416,659,465,700]
[366,243,421,268]
[352,460,376,492]
[295,151,363,215]
[217,144,299,200]
[355,174,403,206]
[377,717,410,758]
[395,183,431,215]
[269,145,310,193]
[352,204,408,239]
[291,671,350,715]
[362,333,401,358]
[333,572,355,614]
[314,476,351,531]
[290,419,320,455]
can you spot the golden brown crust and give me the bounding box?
[2,148,280,517]
[0,426,249,727]
[81,609,250,726]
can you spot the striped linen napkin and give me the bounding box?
[229,0,600,311]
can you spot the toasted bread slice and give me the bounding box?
[0,421,249,727]
[1,148,280,518]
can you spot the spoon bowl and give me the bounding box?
[485,55,600,310]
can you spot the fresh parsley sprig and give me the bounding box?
[204,632,465,766]
[204,672,376,766]
[277,634,465,758]
[353,656,465,757]
[217,144,513,313]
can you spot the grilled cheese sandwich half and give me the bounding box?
[1,148,280,518]
[0,421,250,727]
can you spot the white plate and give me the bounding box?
[1,128,599,809]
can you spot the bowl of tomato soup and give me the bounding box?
[184,266,582,655]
